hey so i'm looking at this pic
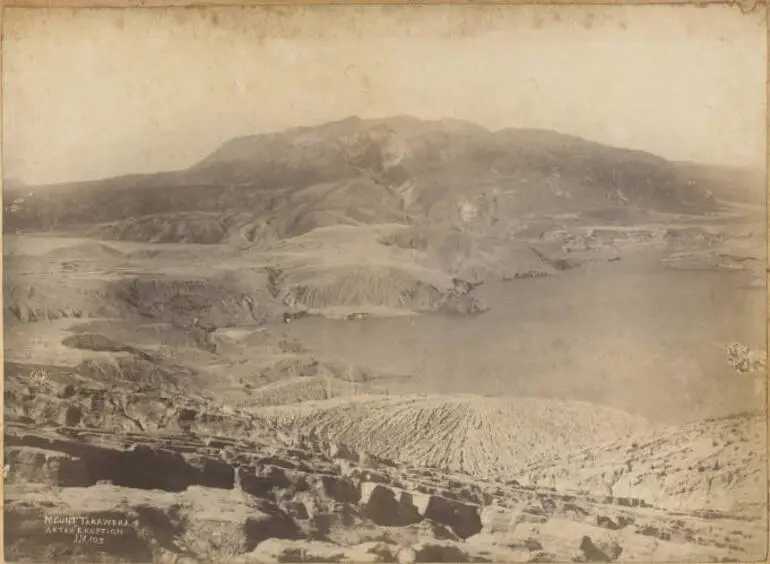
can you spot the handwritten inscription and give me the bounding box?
[44,515,133,546]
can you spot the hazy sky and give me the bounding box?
[3,5,766,186]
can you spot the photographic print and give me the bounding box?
[2,4,767,562]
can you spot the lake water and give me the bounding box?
[279,258,766,424]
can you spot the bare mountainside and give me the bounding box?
[4,116,727,243]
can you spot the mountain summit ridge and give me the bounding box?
[3,115,732,242]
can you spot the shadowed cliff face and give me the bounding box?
[4,116,721,243]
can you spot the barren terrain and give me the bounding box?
[4,117,767,562]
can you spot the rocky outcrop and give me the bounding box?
[5,431,238,492]
[412,493,482,539]
[241,538,347,563]
[4,404,765,563]
[410,540,471,563]
[4,446,90,487]
[360,483,422,527]
[5,484,303,563]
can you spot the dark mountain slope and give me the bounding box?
[673,161,765,204]
[5,116,721,243]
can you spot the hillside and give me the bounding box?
[673,162,765,204]
[255,394,662,478]
[515,412,766,515]
[4,116,724,244]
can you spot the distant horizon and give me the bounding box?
[3,114,766,189]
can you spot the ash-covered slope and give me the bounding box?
[5,372,766,563]
[5,116,718,243]
[515,411,767,515]
[3,224,492,326]
[7,412,766,563]
[255,394,662,478]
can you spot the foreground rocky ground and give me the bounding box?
[5,413,767,564]
[4,348,767,564]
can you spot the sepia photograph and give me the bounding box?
[2,4,768,562]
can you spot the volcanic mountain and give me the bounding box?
[5,116,724,244]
